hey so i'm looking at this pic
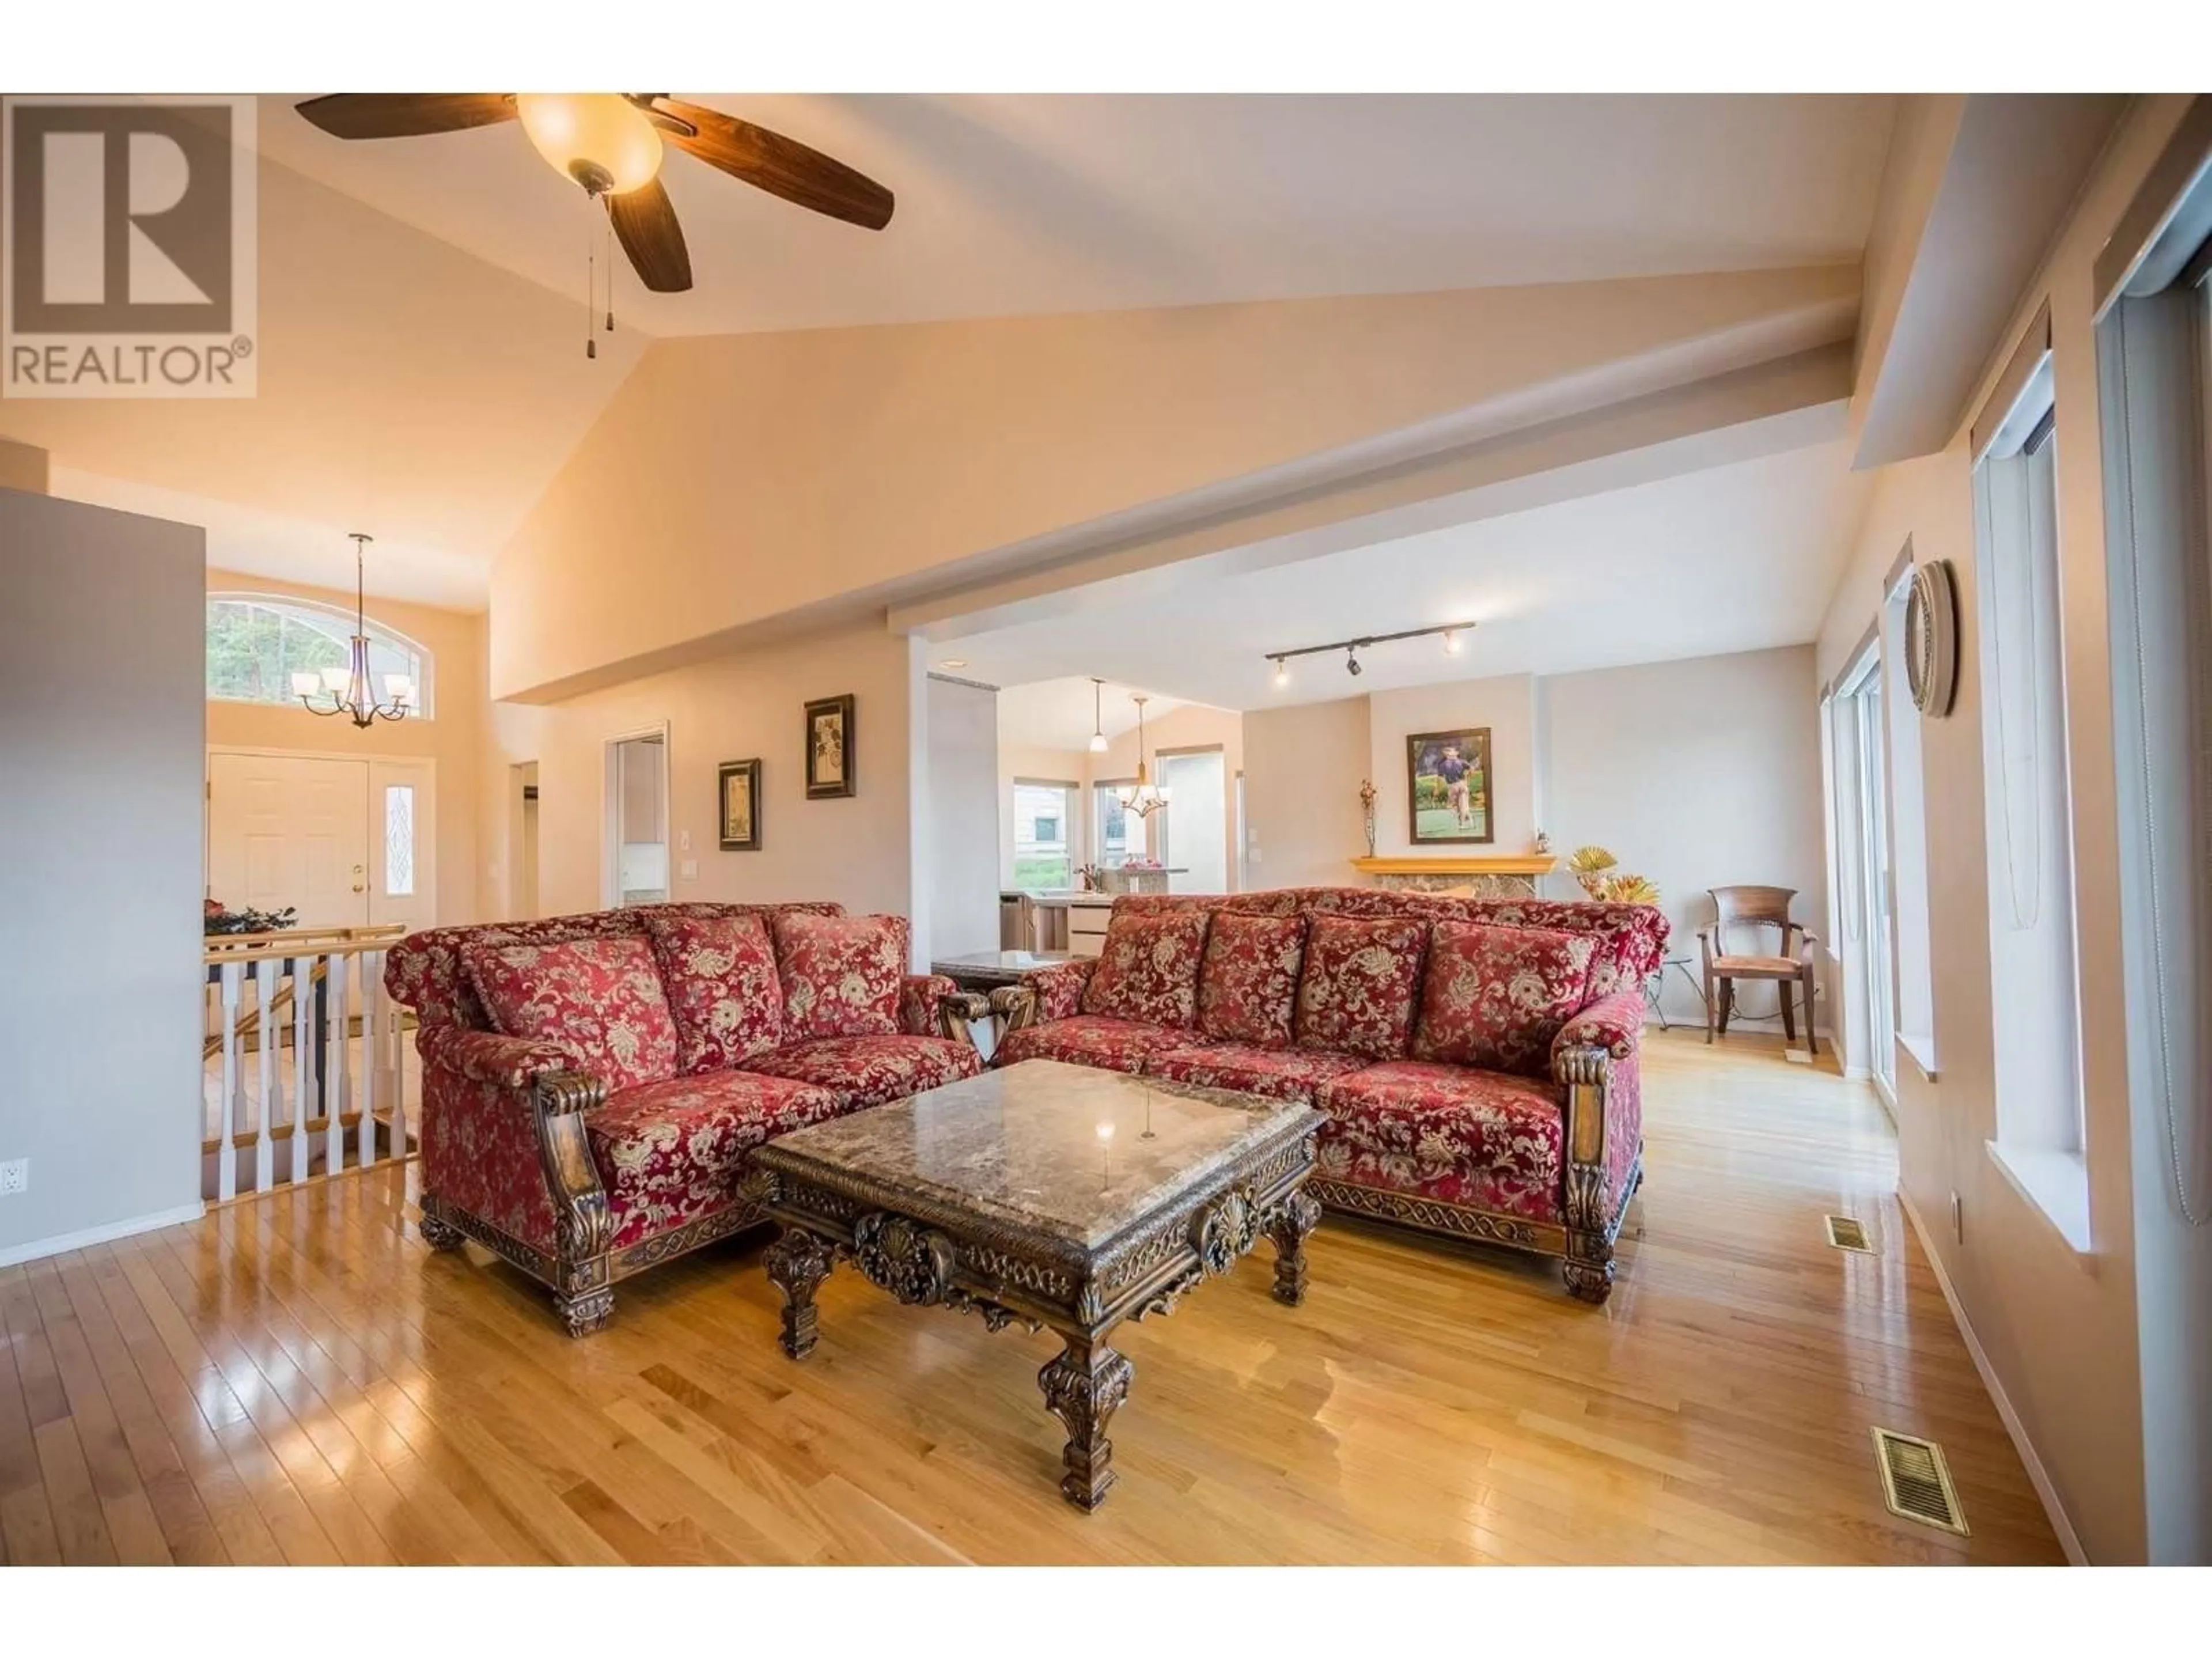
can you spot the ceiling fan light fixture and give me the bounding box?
[517,94,664,195]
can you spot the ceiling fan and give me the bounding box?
[292,94,894,298]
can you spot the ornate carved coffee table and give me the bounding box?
[744,1058,1323,1511]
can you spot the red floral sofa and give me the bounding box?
[993,888,1665,1302]
[384,902,986,1334]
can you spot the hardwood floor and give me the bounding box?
[0,1031,2064,1565]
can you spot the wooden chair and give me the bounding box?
[1700,885,1820,1056]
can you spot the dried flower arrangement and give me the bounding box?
[1567,846,1660,906]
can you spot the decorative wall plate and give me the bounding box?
[1904,559,1960,717]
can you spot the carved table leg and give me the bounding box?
[764,1225,838,1359]
[418,1207,464,1252]
[556,1286,615,1337]
[1263,1189,1322,1306]
[1038,1335,1133,1512]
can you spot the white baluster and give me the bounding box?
[372,949,406,1159]
[291,953,315,1185]
[254,958,278,1195]
[325,952,350,1179]
[359,953,380,1171]
[215,961,241,1203]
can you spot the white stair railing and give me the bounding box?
[202,925,411,1202]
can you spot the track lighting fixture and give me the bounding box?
[1260,619,1478,684]
[1088,677,1110,753]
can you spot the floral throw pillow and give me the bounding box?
[641,911,785,1073]
[463,934,679,1095]
[1080,909,1211,1028]
[1293,914,1429,1062]
[771,911,908,1040]
[1195,912,1308,1048]
[1411,921,1597,1078]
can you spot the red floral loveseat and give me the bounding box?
[384,902,986,1334]
[993,888,1665,1302]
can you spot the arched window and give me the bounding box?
[206,593,435,718]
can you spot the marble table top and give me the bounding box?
[757,1060,1319,1252]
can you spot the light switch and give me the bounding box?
[679,828,692,853]
[680,858,699,881]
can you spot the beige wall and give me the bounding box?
[1368,673,1541,855]
[1542,647,1828,1025]
[482,624,921,937]
[492,266,1858,698]
[2,491,205,1260]
[1243,695,1374,889]
[204,568,488,927]
[1810,97,2209,1565]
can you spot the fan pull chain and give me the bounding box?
[585,227,597,360]
[604,214,616,336]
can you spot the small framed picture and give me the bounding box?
[718,759,762,850]
[805,694,856,800]
[1406,727,1493,844]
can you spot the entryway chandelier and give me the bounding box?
[293,533,414,728]
[1113,694,1172,820]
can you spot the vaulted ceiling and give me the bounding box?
[5,94,1899,620]
[260,93,1898,338]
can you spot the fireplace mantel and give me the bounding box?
[1350,854,1556,896]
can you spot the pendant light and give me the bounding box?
[1113,694,1172,819]
[293,533,413,728]
[1088,677,1109,753]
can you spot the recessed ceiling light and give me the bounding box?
[937,658,968,669]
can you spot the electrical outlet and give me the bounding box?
[1949,1190,1963,1243]
[0,1158,28,1196]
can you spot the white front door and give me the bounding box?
[207,752,437,931]
[209,753,371,928]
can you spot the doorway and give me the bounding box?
[1157,748,1228,893]
[605,728,670,906]
[206,749,435,931]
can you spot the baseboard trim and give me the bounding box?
[1899,1190,2088,1565]
[0,1201,207,1268]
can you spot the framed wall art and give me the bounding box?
[718,757,761,850]
[805,694,856,800]
[1405,726,1493,844]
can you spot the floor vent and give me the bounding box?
[1824,1214,1874,1252]
[1872,1427,1969,1535]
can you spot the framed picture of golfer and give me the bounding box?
[1406,728,1493,844]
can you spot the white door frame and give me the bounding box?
[206,744,439,929]
[603,721,673,908]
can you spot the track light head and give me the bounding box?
[1346,648,1362,677]
[1272,657,1289,689]
[1443,628,1461,656]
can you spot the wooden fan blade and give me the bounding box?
[294,94,515,140]
[655,99,893,230]
[605,179,693,293]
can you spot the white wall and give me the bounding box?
[1543,646,1828,1026]
[0,489,206,1261]
[1368,673,1540,854]
[926,676,1001,959]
